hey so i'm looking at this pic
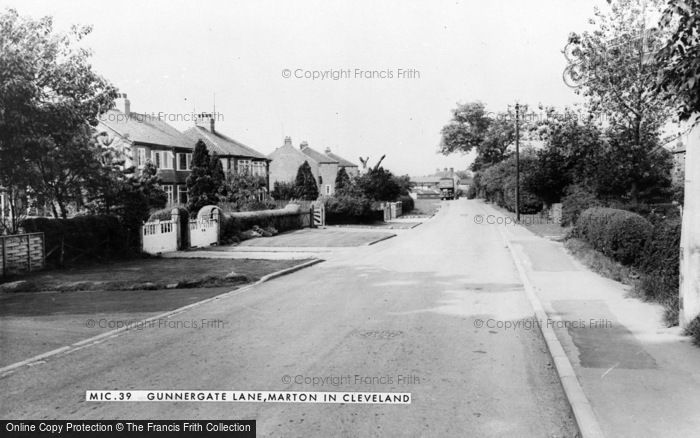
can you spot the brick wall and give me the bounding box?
[1,233,44,276]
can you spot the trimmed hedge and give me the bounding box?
[22,215,131,266]
[574,207,653,265]
[399,195,414,214]
[324,196,377,224]
[221,205,308,241]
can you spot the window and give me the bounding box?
[237,159,251,175]
[325,184,331,195]
[163,185,174,205]
[178,185,188,204]
[318,175,323,185]
[135,148,147,168]
[252,161,266,176]
[153,150,173,169]
[177,153,192,171]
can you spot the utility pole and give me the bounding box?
[515,103,521,222]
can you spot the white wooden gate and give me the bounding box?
[142,220,177,254]
[189,218,218,248]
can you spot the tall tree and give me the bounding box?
[440,102,517,171]
[567,0,672,201]
[294,161,319,200]
[209,152,226,201]
[0,9,117,218]
[186,140,217,213]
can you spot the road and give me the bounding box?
[0,199,578,437]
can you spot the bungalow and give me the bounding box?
[268,137,340,196]
[97,94,195,206]
[183,114,270,190]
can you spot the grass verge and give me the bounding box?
[564,238,679,326]
[1,258,311,293]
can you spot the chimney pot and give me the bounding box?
[284,136,293,147]
[325,147,331,154]
[116,93,130,116]
[300,141,308,150]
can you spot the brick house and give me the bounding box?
[268,137,340,196]
[183,114,270,191]
[96,94,195,206]
[324,147,359,177]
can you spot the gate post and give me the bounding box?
[171,208,181,250]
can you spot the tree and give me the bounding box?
[440,102,517,171]
[356,167,401,202]
[186,140,217,213]
[294,161,319,200]
[224,170,267,211]
[209,152,226,201]
[0,9,117,218]
[117,162,167,247]
[566,0,672,202]
[335,167,351,194]
[654,0,700,120]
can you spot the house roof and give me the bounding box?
[324,150,358,168]
[300,145,337,164]
[183,126,269,160]
[98,109,192,149]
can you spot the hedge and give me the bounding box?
[574,207,653,265]
[22,215,131,267]
[324,195,377,224]
[399,195,414,214]
[221,205,308,241]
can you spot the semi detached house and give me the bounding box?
[97,95,269,205]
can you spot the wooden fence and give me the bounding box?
[1,232,45,277]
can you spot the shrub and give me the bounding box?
[324,195,375,224]
[272,181,296,201]
[466,185,477,199]
[575,207,653,265]
[398,195,414,214]
[686,316,700,347]
[22,215,131,267]
[561,184,600,226]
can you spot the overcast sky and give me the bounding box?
[3,0,605,176]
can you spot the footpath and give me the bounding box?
[478,202,700,438]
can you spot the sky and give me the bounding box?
[1,0,606,176]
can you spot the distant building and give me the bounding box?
[183,114,270,191]
[324,148,359,177]
[268,137,341,196]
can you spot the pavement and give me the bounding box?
[471,201,700,438]
[0,199,578,437]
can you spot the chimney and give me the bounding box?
[444,167,448,172]
[283,136,293,147]
[115,93,130,116]
[195,113,215,133]
[325,147,331,154]
[450,167,454,174]
[300,141,309,150]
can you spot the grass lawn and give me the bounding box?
[216,228,395,248]
[4,258,310,292]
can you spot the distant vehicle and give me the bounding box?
[439,178,456,200]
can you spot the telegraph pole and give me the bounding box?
[515,103,521,222]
